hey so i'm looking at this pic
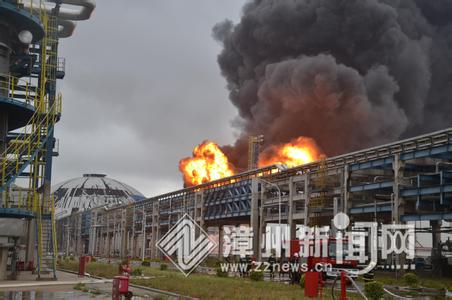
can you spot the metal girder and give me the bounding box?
[401,184,452,197]
[348,143,452,172]
[0,208,34,218]
[401,213,452,222]
[401,144,452,160]
[349,204,392,214]
[350,157,394,171]
[349,181,393,192]
[418,174,440,183]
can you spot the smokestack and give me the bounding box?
[214,0,452,171]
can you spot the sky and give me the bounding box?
[54,0,247,197]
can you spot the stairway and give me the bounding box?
[37,201,57,280]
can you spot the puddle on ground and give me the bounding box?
[0,290,149,300]
[0,290,110,300]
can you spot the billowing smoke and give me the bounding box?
[213,0,452,170]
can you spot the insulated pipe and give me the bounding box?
[58,19,76,38]
[24,0,96,38]
[47,0,95,21]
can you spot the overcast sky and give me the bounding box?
[54,0,246,197]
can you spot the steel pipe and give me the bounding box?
[24,0,95,38]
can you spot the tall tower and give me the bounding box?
[248,135,264,170]
[0,0,94,280]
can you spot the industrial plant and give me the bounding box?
[57,130,452,275]
[1,0,452,299]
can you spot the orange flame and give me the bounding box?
[179,141,235,186]
[258,137,323,168]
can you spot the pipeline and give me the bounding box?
[331,272,415,300]
[24,0,96,38]
[383,287,412,300]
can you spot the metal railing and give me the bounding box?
[0,74,38,107]
[278,128,452,177]
[14,0,46,22]
[0,99,61,199]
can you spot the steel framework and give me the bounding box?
[59,128,452,276]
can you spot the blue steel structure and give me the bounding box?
[59,128,452,278]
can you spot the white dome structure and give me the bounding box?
[53,174,145,219]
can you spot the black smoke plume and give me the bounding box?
[213,0,452,170]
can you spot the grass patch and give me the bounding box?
[73,282,85,290]
[374,272,452,291]
[364,281,385,300]
[67,261,452,299]
[59,260,119,278]
[132,274,304,300]
[201,256,221,268]
[130,267,143,276]
[61,260,309,299]
[402,273,419,287]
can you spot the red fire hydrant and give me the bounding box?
[340,271,348,300]
[78,256,87,277]
[112,275,133,300]
[304,271,320,298]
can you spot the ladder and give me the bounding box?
[35,14,59,280]
[36,194,58,279]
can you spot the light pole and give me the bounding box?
[259,178,282,252]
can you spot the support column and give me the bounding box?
[25,219,36,266]
[218,226,223,258]
[250,178,260,258]
[107,213,111,260]
[303,175,310,226]
[131,206,135,257]
[141,206,146,261]
[0,247,8,280]
[393,154,406,277]
[121,209,127,258]
[431,220,442,276]
[150,201,160,259]
[393,154,405,223]
[194,191,205,229]
[90,211,97,256]
[258,202,265,261]
[342,165,350,214]
[288,177,296,240]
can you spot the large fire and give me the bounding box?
[180,137,323,186]
[179,141,235,186]
[258,137,323,168]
